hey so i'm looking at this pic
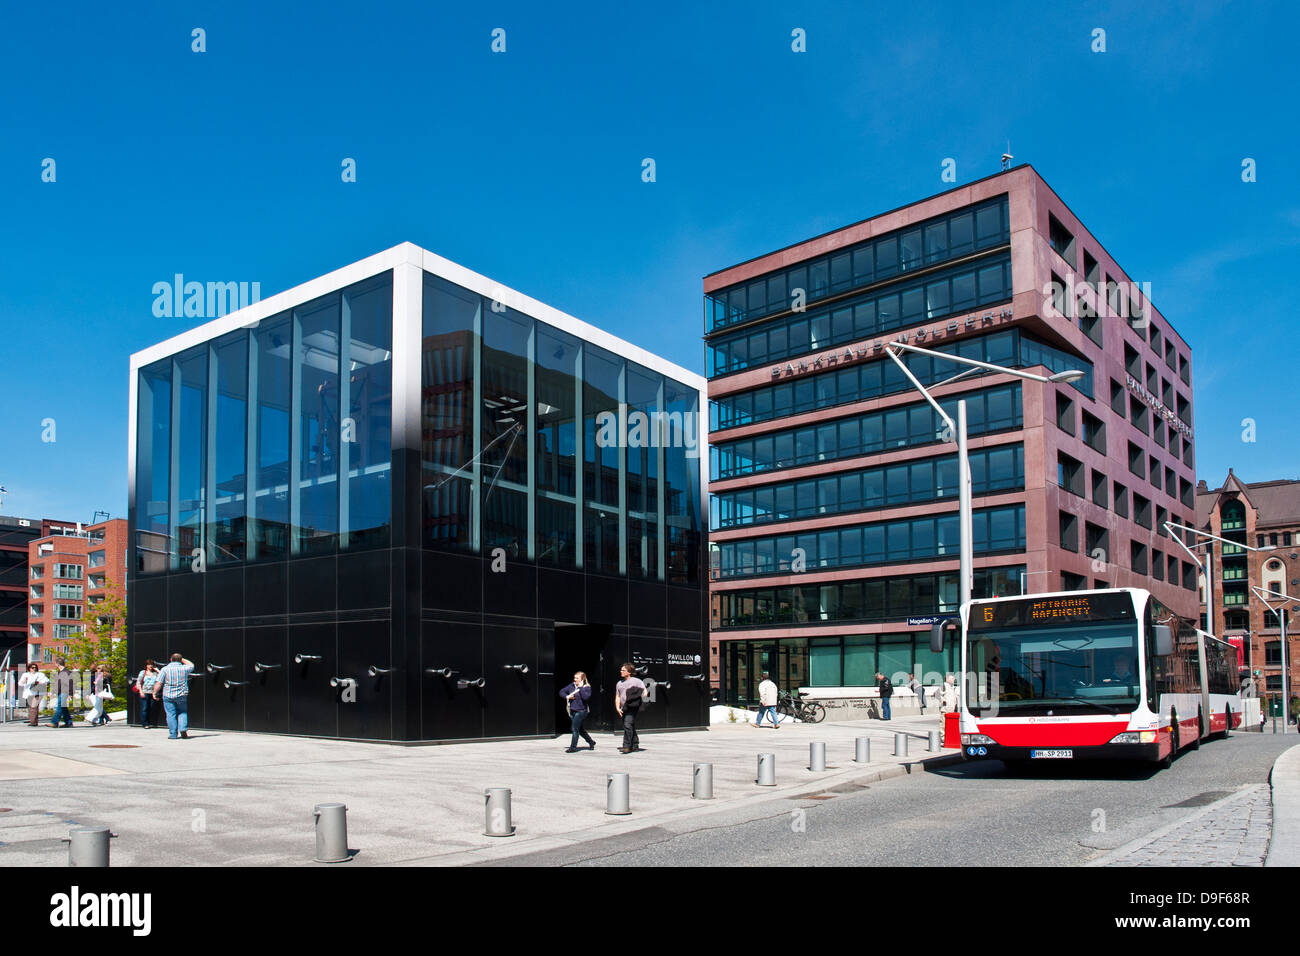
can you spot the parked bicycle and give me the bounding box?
[776,690,826,724]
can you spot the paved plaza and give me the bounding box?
[0,713,956,866]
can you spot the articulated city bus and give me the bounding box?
[935,588,1257,767]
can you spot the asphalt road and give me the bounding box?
[493,730,1296,867]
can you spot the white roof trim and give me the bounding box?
[129,242,706,390]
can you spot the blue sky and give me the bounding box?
[1,0,1296,523]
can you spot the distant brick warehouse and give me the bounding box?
[1196,471,1300,716]
[128,244,708,743]
[703,165,1199,705]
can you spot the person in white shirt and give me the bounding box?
[18,663,49,726]
[755,672,780,728]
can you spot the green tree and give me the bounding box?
[67,581,128,691]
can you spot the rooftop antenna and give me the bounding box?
[92,510,110,523]
[0,484,7,512]
[1001,141,1013,171]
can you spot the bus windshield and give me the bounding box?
[967,621,1141,716]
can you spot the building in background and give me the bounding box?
[0,515,78,667]
[128,243,708,742]
[26,518,128,665]
[1196,471,1300,716]
[704,165,1198,705]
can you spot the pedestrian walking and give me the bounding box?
[89,665,115,726]
[560,670,597,752]
[754,672,780,728]
[941,673,958,712]
[876,672,893,721]
[49,658,75,728]
[153,653,195,739]
[18,663,48,726]
[614,662,646,754]
[135,660,160,729]
[906,672,926,715]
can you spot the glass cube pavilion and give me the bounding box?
[128,243,708,741]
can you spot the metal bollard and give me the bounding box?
[693,762,714,800]
[606,772,631,815]
[313,803,351,863]
[855,736,871,763]
[928,730,940,752]
[67,827,111,867]
[894,733,909,757]
[756,752,776,786]
[484,788,515,837]
[809,741,826,772]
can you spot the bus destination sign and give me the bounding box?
[969,592,1135,630]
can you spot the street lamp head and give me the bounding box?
[1048,369,1087,384]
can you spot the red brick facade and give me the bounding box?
[26,518,128,664]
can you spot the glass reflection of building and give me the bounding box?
[129,245,707,742]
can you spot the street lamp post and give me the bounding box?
[1251,585,1294,734]
[882,341,1085,610]
[1164,520,1276,642]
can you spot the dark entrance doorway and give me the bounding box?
[554,623,611,736]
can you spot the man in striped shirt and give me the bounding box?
[152,653,195,739]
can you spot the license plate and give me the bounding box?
[1030,749,1073,759]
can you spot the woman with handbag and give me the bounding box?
[18,663,49,726]
[560,671,596,753]
[90,665,114,726]
[135,659,159,729]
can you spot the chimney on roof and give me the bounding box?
[1197,479,1208,492]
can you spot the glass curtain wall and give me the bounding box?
[583,344,622,574]
[174,351,207,569]
[422,274,479,550]
[135,361,172,572]
[342,277,393,548]
[626,362,661,578]
[135,272,393,574]
[209,333,247,564]
[535,324,580,567]
[418,271,700,583]
[481,307,531,558]
[252,316,292,559]
[294,295,341,554]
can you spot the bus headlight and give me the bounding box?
[961,734,996,745]
[1109,731,1157,744]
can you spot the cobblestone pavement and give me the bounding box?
[1103,785,1272,867]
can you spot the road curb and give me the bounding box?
[1265,743,1300,867]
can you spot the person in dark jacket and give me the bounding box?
[876,672,894,721]
[49,659,75,728]
[560,671,597,753]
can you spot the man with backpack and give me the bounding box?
[876,672,894,721]
[615,662,647,753]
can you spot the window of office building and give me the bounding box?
[710,444,1024,531]
[1048,214,1075,267]
[711,384,1022,480]
[705,197,1009,333]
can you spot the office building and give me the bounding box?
[704,166,1198,704]
[128,243,708,742]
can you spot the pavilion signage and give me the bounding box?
[1125,374,1193,440]
[770,307,1013,379]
